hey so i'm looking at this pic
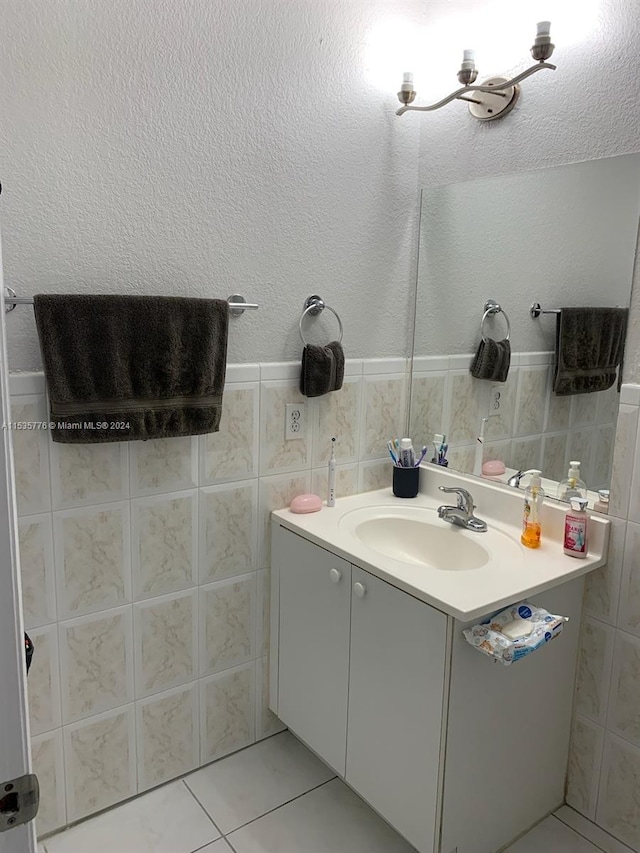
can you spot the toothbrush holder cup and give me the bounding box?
[393,465,420,498]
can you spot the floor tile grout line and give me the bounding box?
[180,779,224,839]
[550,814,608,853]
[221,775,337,838]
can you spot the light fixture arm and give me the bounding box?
[396,61,556,116]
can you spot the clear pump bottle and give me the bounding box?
[557,461,588,502]
[521,469,545,549]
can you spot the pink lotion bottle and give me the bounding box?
[564,497,589,558]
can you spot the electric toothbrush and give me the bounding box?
[328,437,336,507]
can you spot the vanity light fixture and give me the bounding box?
[397,21,555,122]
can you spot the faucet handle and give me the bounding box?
[438,485,474,515]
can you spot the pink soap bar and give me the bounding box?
[290,493,323,513]
[482,459,506,476]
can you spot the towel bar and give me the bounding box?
[530,302,561,318]
[2,287,259,315]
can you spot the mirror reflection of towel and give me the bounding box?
[553,307,628,395]
[470,338,511,383]
[300,341,345,397]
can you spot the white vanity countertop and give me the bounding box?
[272,465,610,622]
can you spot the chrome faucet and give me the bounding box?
[507,468,536,489]
[437,486,488,532]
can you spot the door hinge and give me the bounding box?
[0,773,39,831]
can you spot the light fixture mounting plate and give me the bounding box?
[468,76,520,122]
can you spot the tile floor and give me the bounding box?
[40,731,617,853]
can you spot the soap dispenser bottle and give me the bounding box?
[521,469,545,549]
[557,461,587,502]
[564,497,589,558]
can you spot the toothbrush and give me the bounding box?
[414,446,427,467]
[387,441,398,465]
[327,437,336,507]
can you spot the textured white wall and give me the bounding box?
[413,0,640,371]
[0,0,423,370]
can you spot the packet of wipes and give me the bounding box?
[463,602,569,666]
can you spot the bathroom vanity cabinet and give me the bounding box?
[270,521,587,853]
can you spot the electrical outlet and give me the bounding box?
[489,385,502,415]
[285,403,305,440]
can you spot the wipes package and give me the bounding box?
[463,602,568,666]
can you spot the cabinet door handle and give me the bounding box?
[353,581,367,598]
[329,568,342,583]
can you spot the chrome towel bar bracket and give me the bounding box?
[530,302,560,318]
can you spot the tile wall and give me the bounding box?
[566,383,640,851]
[411,353,619,490]
[12,359,409,836]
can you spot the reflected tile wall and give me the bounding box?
[542,433,569,483]
[514,367,548,436]
[361,374,406,459]
[409,373,447,454]
[446,372,487,445]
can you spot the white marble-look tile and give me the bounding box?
[259,362,299,381]
[130,436,197,496]
[483,439,513,470]
[361,375,407,459]
[9,372,46,396]
[31,729,66,837]
[503,815,601,852]
[255,655,286,740]
[541,432,570,484]
[132,491,197,599]
[574,616,615,725]
[608,631,640,748]
[134,590,197,697]
[200,661,255,763]
[227,777,416,853]
[136,682,199,791]
[226,363,260,383]
[584,516,624,626]
[200,481,258,583]
[596,733,640,849]
[485,369,519,442]
[445,445,475,475]
[46,779,219,853]
[620,384,640,407]
[59,606,134,723]
[259,380,311,475]
[572,393,599,428]
[257,472,311,569]
[54,502,131,618]
[358,459,392,493]
[63,705,136,822]
[610,405,640,519]
[446,372,488,445]
[28,624,61,735]
[597,384,623,423]
[619,522,640,637]
[517,351,552,367]
[311,378,362,466]
[515,366,548,436]
[50,442,128,509]
[200,383,259,484]
[546,388,573,433]
[511,436,542,473]
[186,730,332,835]
[569,428,596,490]
[566,715,605,820]
[362,358,407,375]
[409,373,447,456]
[19,514,56,629]
[11,396,51,516]
[256,569,270,657]
[200,573,256,676]
[311,463,359,502]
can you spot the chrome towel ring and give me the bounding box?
[481,299,511,342]
[299,295,344,345]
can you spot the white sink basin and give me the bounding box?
[339,505,521,572]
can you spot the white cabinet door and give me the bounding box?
[276,527,351,775]
[346,567,448,853]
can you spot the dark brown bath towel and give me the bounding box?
[34,294,228,443]
[470,338,511,382]
[300,341,345,397]
[553,307,628,395]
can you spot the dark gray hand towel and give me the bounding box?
[34,294,228,443]
[553,307,628,396]
[470,338,511,382]
[300,341,345,397]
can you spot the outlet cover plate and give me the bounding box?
[285,403,305,440]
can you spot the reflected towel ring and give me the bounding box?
[481,299,511,342]
[299,295,344,345]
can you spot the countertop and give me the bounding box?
[272,466,610,622]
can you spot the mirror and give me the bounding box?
[409,153,640,506]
